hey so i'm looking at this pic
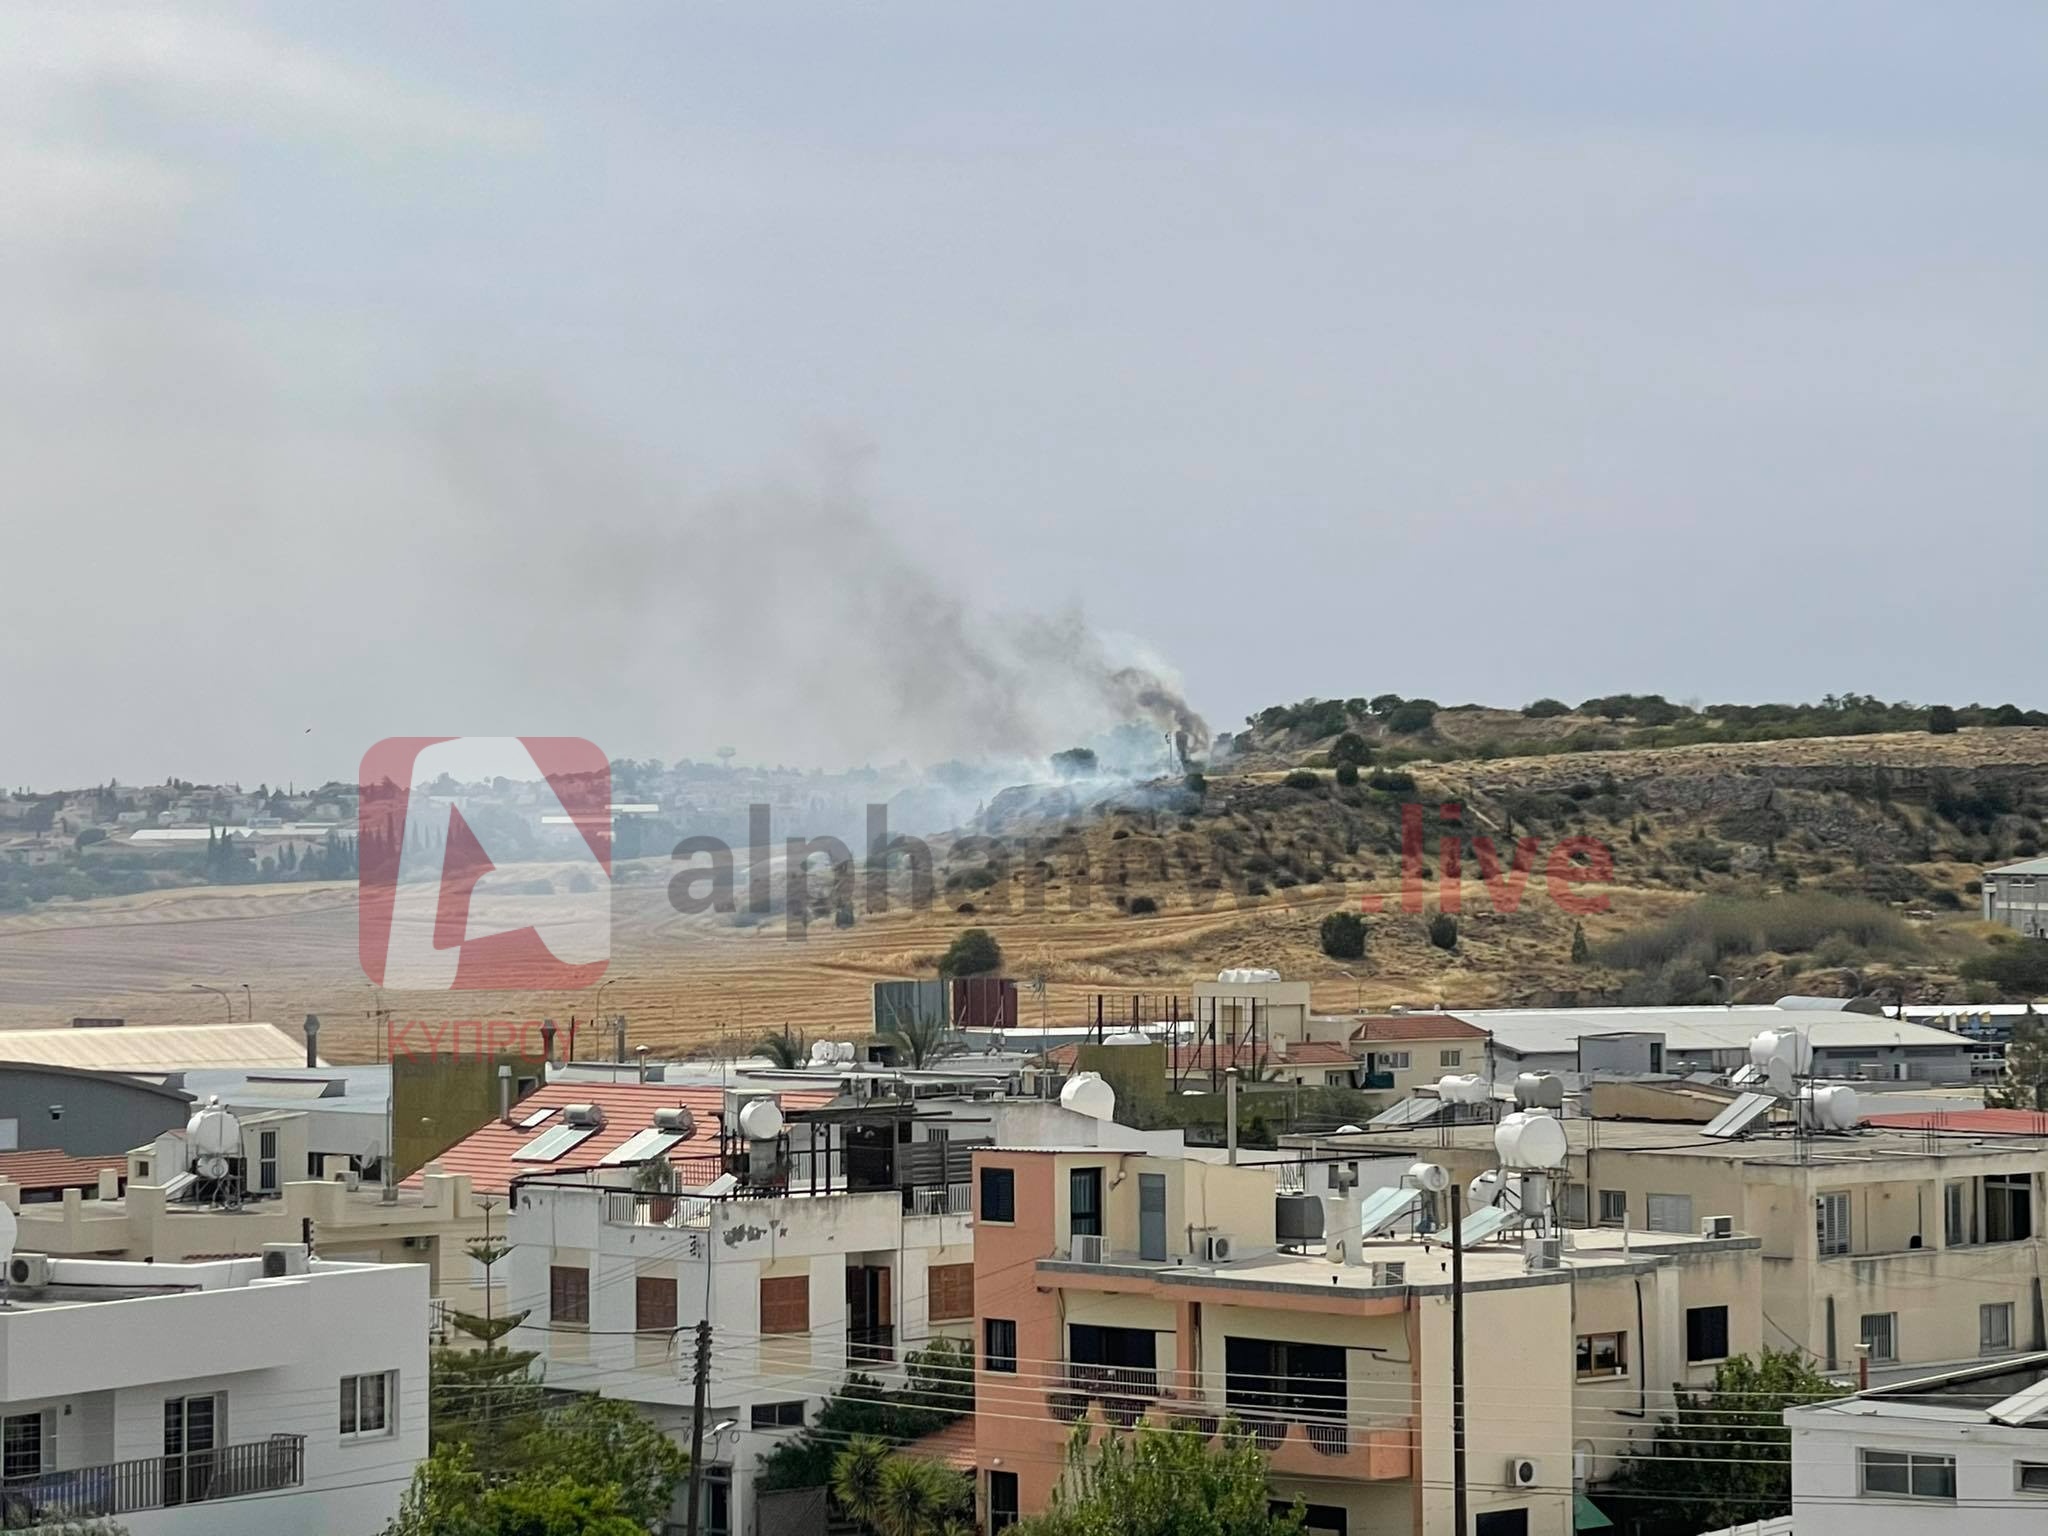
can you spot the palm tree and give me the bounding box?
[831,1435,891,1528]
[757,1027,808,1070]
[871,1457,970,1536]
[882,1001,962,1070]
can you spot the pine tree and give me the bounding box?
[1570,921,1590,965]
[432,1202,544,1476]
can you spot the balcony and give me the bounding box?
[1047,1363,1164,1429]
[0,1435,306,1528]
[910,1183,972,1217]
[847,1325,896,1369]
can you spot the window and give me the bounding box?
[1860,1312,1897,1363]
[1439,1049,1462,1067]
[750,1401,805,1430]
[989,1469,1020,1533]
[1297,1506,1349,1536]
[1576,1332,1628,1378]
[1645,1194,1693,1234]
[1818,1191,1851,1255]
[760,1275,810,1334]
[980,1167,1015,1223]
[1070,1324,1157,1371]
[1069,1167,1104,1239]
[928,1262,976,1322]
[2,1411,46,1482]
[1860,1448,1955,1500]
[636,1273,677,1333]
[1597,1190,1627,1227]
[985,1317,1017,1373]
[704,1465,731,1536]
[1686,1305,1729,1363]
[257,1128,279,1193]
[1224,1337,1347,1421]
[340,1371,395,1438]
[1982,1303,2014,1355]
[1986,1174,2033,1243]
[2017,1462,2048,1494]
[1475,1512,1529,1536]
[549,1264,590,1324]
[1377,1051,1410,1070]
[1945,1180,1974,1246]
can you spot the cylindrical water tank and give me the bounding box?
[737,1098,785,1141]
[1437,1074,1489,1105]
[1060,1072,1117,1122]
[1749,1029,1813,1076]
[1102,1031,1151,1046]
[1495,1109,1569,1169]
[186,1096,242,1156]
[1809,1084,1861,1131]
[1406,1161,1450,1192]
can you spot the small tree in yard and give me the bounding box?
[1319,910,1366,961]
[937,927,1003,978]
[1014,1421,1304,1536]
[1611,1349,1835,1536]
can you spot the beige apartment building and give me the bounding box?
[969,1144,1761,1534]
[1303,1117,2047,1384]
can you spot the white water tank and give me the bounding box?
[1102,1031,1151,1046]
[737,1097,785,1141]
[1495,1110,1569,1170]
[1217,968,1282,985]
[1060,1072,1117,1122]
[1749,1029,1813,1077]
[1807,1084,1861,1131]
[1405,1161,1450,1192]
[186,1096,242,1157]
[1437,1074,1490,1106]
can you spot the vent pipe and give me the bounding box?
[540,1018,558,1068]
[302,1014,321,1069]
[1226,1067,1240,1166]
[498,1064,513,1124]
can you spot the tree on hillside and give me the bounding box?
[1385,699,1437,735]
[1427,912,1458,951]
[1522,697,1570,718]
[1328,732,1371,769]
[1928,704,1959,734]
[1014,1421,1305,1536]
[1051,747,1098,779]
[1961,938,2048,999]
[1319,910,1366,961]
[937,927,1002,978]
[1610,1349,1835,1536]
[1367,694,1403,717]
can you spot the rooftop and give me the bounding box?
[1796,1353,2048,1429]
[1447,1005,1965,1056]
[0,1023,309,1072]
[1042,1040,1355,1070]
[1293,1115,2048,1165]
[1864,1107,2048,1136]
[1350,1015,1491,1043]
[0,1149,127,1193]
[409,1080,832,1195]
[1986,857,2048,877]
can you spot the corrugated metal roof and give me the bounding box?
[0,1150,127,1193]
[407,1080,831,1195]
[1453,1006,1965,1056]
[1986,857,2048,876]
[0,1023,307,1072]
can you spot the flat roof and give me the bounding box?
[0,1023,309,1072]
[1292,1117,2048,1166]
[1451,1006,1965,1057]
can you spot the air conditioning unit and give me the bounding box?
[1701,1215,1734,1239]
[8,1253,50,1289]
[260,1243,310,1278]
[1372,1261,1406,1286]
[561,1103,607,1128]
[1071,1233,1108,1264]
[1203,1234,1235,1263]
[1506,1456,1541,1489]
[342,1169,361,1192]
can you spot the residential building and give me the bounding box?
[1297,1116,2048,1384]
[1787,1354,2048,1533]
[1043,1038,1361,1091]
[966,1143,1760,1535]
[1347,1016,1493,1103]
[0,1247,427,1534]
[1982,858,2048,937]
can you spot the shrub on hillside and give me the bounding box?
[1329,732,1372,768]
[1523,698,1570,718]
[1428,912,1458,950]
[1283,770,1322,791]
[1127,895,1158,916]
[1335,762,1360,787]
[938,928,1003,977]
[1960,939,2048,996]
[1320,910,1367,960]
[1386,699,1438,735]
[1928,705,1959,735]
[1594,894,1917,972]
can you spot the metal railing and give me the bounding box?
[428,1295,450,1343]
[847,1325,895,1368]
[911,1183,972,1217]
[0,1434,306,1528]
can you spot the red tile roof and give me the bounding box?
[0,1150,127,1194]
[405,1080,833,1195]
[1044,1040,1355,1070]
[1865,1108,2048,1137]
[903,1414,977,1470]
[1351,1015,1490,1043]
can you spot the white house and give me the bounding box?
[0,1245,428,1535]
[1786,1353,2048,1533]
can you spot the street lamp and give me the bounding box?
[596,975,633,1065]
[191,984,232,1022]
[239,983,254,1021]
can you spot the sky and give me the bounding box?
[3,3,2043,791]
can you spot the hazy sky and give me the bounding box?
[4,3,2042,791]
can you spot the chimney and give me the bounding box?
[498,1065,513,1124]
[540,1018,558,1067]
[302,1014,322,1069]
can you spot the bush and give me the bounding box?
[1183,771,1207,797]
[1335,762,1360,787]
[1367,769,1416,794]
[1320,910,1367,960]
[1051,746,1098,777]
[1928,705,1959,735]
[1283,770,1322,791]
[1522,698,1570,718]
[938,928,1003,977]
[1960,939,2048,996]
[1428,912,1458,950]
[1594,894,1918,972]
[1386,699,1438,735]
[1127,895,1158,916]
[1329,731,1372,768]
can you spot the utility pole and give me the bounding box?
[1450,1183,1468,1536]
[684,1317,712,1536]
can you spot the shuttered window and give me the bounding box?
[549,1264,590,1324]
[636,1274,678,1333]
[760,1275,810,1334]
[928,1263,976,1322]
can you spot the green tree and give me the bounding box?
[1928,704,1960,735]
[1427,911,1458,950]
[1014,1421,1304,1536]
[1319,910,1366,961]
[1961,938,2048,997]
[1051,747,1098,778]
[1327,732,1371,768]
[1385,699,1438,735]
[1334,762,1359,788]
[882,998,963,1068]
[757,1342,972,1494]
[1987,1005,2048,1110]
[431,1211,544,1474]
[1522,697,1570,718]
[1570,921,1590,964]
[383,1446,652,1536]
[1367,693,1403,717]
[937,927,1003,978]
[522,1397,688,1530]
[1611,1349,1836,1536]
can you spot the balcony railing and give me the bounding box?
[911,1183,972,1217]
[847,1325,895,1368]
[0,1435,306,1528]
[1047,1362,1163,1427]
